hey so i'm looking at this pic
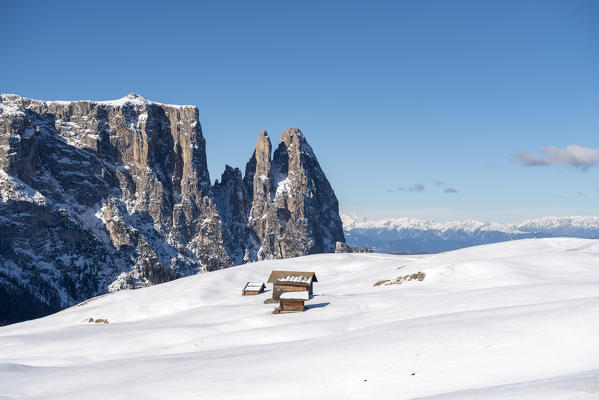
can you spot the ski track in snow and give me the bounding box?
[1,238,598,399]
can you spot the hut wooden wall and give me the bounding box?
[273,284,307,300]
[280,299,305,312]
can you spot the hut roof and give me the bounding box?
[243,282,265,291]
[280,291,310,300]
[267,271,318,286]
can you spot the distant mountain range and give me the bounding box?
[341,215,599,254]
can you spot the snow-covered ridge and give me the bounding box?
[342,214,599,234]
[342,214,599,254]
[0,93,195,111]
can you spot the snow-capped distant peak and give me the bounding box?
[341,214,599,233]
[341,214,515,233]
[341,214,599,254]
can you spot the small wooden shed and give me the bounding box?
[267,271,318,301]
[274,291,310,314]
[242,282,266,296]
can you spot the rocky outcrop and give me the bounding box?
[0,94,344,324]
[335,241,373,254]
[0,94,228,322]
[243,128,345,260]
[212,128,346,262]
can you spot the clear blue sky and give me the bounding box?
[3,0,598,222]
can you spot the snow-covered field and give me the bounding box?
[1,238,599,399]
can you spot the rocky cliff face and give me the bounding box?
[245,128,344,259]
[0,94,344,323]
[212,128,345,263]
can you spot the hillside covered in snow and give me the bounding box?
[342,214,599,254]
[1,238,598,399]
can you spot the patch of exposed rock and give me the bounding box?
[335,241,373,254]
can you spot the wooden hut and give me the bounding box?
[274,291,310,314]
[267,271,317,301]
[242,282,266,296]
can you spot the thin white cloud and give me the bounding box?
[515,145,599,170]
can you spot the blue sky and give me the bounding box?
[2,0,598,222]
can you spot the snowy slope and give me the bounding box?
[342,214,599,253]
[1,238,598,399]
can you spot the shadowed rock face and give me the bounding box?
[0,94,344,323]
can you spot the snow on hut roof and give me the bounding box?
[244,282,265,290]
[267,271,318,286]
[280,291,310,300]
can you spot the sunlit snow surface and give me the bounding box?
[1,238,598,399]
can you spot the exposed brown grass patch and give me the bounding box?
[373,272,425,287]
[373,280,391,286]
[88,318,109,324]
